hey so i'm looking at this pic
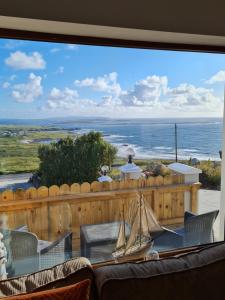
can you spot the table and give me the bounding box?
[80,221,130,258]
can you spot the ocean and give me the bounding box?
[0,117,223,161]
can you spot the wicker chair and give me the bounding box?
[175,210,219,247]
[1,229,72,277]
[152,210,219,251]
[1,230,39,277]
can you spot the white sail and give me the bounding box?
[125,205,140,251]
[115,221,126,250]
[143,197,162,232]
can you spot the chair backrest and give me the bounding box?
[184,210,219,247]
[3,230,39,276]
[10,230,39,258]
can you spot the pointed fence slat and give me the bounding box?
[71,183,80,193]
[163,175,173,185]
[111,181,120,191]
[49,185,60,197]
[91,181,102,192]
[14,189,25,201]
[119,180,125,190]
[59,184,70,195]
[80,182,90,193]
[25,187,37,200]
[37,186,49,198]
[102,182,111,191]
[155,176,164,186]
[147,177,155,187]
[1,190,14,201]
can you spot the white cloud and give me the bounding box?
[166,83,221,111]
[55,66,64,74]
[12,73,43,103]
[44,87,95,112]
[120,75,168,106]
[50,48,60,53]
[43,73,222,118]
[2,82,10,89]
[5,51,46,70]
[75,72,122,96]
[206,70,225,84]
[66,44,78,51]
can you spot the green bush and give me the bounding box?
[38,132,117,186]
[145,161,171,177]
[198,161,221,190]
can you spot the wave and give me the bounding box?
[153,146,173,150]
[110,142,220,161]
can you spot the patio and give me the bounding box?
[198,189,221,241]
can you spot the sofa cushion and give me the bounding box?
[94,242,225,300]
[0,257,93,298]
[5,279,90,300]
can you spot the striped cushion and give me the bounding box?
[0,258,93,298]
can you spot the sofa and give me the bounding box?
[1,242,225,300]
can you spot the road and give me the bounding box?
[0,173,33,191]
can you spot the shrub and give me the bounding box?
[199,161,221,190]
[145,161,171,177]
[38,132,117,186]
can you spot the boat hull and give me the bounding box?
[112,240,152,263]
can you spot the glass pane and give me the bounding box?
[0,39,224,278]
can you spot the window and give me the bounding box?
[0,35,224,277]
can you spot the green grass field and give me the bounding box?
[0,125,69,174]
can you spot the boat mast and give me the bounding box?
[144,200,151,237]
[139,194,142,247]
[175,123,178,162]
[122,203,126,246]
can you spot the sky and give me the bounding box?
[0,38,225,119]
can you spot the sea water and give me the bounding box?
[0,117,222,161]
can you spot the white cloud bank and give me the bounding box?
[75,72,121,96]
[45,87,95,112]
[5,51,46,70]
[42,72,223,118]
[206,70,225,84]
[12,73,43,103]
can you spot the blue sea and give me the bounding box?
[0,117,223,161]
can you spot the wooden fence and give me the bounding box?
[0,175,201,250]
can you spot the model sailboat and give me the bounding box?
[112,193,162,262]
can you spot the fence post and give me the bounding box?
[190,183,200,213]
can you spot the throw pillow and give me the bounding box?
[5,279,90,300]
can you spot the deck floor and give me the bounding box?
[198,189,221,241]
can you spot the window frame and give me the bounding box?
[0,26,224,258]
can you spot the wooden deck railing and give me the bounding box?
[0,175,201,250]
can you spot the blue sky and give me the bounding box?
[0,38,225,118]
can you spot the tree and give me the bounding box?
[38,131,117,186]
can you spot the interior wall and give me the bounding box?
[0,0,225,37]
